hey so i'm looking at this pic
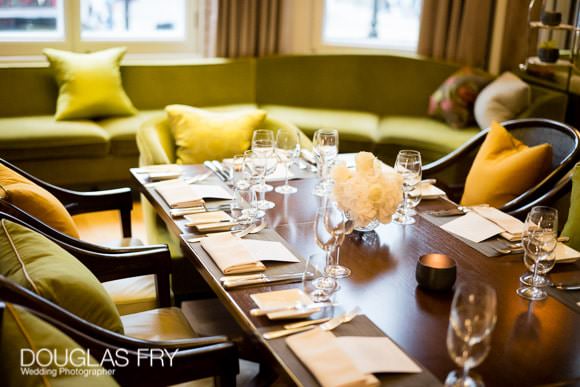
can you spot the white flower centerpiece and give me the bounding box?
[332,152,403,231]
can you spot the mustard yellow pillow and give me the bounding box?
[165,104,267,164]
[0,164,79,238]
[43,47,137,120]
[461,121,552,208]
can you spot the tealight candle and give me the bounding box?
[416,253,457,291]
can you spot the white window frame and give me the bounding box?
[0,0,202,61]
[311,0,421,55]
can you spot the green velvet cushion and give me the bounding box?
[260,105,379,142]
[98,110,163,156]
[0,116,109,161]
[428,67,493,128]
[44,47,137,120]
[1,303,119,387]
[0,220,124,334]
[562,164,580,250]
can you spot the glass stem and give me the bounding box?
[531,254,541,291]
[284,161,290,187]
[463,362,470,380]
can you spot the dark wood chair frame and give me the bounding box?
[0,158,134,238]
[0,282,239,387]
[423,118,580,215]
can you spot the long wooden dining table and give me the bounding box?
[132,165,580,387]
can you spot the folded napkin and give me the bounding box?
[556,243,580,263]
[251,289,318,319]
[184,211,232,226]
[286,328,380,387]
[470,206,524,235]
[157,183,233,209]
[441,212,504,243]
[415,182,446,199]
[200,234,300,274]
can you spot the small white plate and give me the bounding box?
[250,289,320,320]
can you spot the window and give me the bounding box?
[320,0,422,51]
[0,0,198,58]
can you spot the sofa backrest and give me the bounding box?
[255,54,461,117]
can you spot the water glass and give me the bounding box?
[251,129,275,193]
[517,206,558,301]
[312,206,340,301]
[275,127,301,194]
[445,282,497,387]
[312,128,339,196]
[393,150,422,225]
[324,201,351,279]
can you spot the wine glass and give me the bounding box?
[324,201,352,279]
[251,129,275,193]
[517,206,558,301]
[406,183,422,216]
[519,209,551,288]
[393,150,422,225]
[275,127,301,194]
[445,282,497,387]
[241,150,265,220]
[311,206,340,301]
[312,128,339,197]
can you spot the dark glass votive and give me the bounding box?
[416,254,457,291]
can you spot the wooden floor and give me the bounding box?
[73,201,147,245]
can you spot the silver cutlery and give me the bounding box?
[186,221,265,243]
[249,302,332,317]
[262,307,361,340]
[550,282,580,290]
[222,272,309,289]
[508,236,570,250]
[212,160,231,180]
[220,271,313,284]
[203,161,227,181]
[283,317,331,329]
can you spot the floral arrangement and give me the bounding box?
[332,152,403,228]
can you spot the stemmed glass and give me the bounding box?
[311,206,340,301]
[445,282,497,387]
[250,130,276,210]
[238,150,266,221]
[324,201,352,279]
[275,127,301,194]
[393,150,422,225]
[312,128,339,197]
[516,206,558,301]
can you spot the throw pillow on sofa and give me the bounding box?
[561,163,579,250]
[474,72,531,129]
[461,121,552,208]
[0,219,124,334]
[166,104,267,164]
[428,67,493,128]
[44,47,137,120]
[0,163,79,238]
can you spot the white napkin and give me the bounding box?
[556,243,580,263]
[184,211,232,226]
[157,183,232,209]
[286,328,380,387]
[470,206,524,235]
[200,234,300,274]
[413,182,446,199]
[251,289,318,319]
[441,212,504,243]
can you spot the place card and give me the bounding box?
[441,212,504,243]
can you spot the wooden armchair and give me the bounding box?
[0,279,238,386]
[423,118,580,215]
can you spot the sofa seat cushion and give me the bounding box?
[260,105,380,144]
[0,116,109,161]
[122,307,196,341]
[98,110,163,156]
[378,116,479,154]
[102,274,158,316]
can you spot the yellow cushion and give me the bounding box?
[0,164,79,238]
[461,121,552,208]
[165,104,266,164]
[43,47,137,120]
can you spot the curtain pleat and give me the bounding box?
[215,0,282,58]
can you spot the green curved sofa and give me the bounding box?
[0,54,567,188]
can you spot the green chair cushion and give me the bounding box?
[1,303,119,387]
[0,116,109,161]
[0,220,124,334]
[98,110,163,156]
[260,105,379,143]
[562,163,580,250]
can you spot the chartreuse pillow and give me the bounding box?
[461,121,552,208]
[43,47,137,120]
[165,104,266,164]
[0,163,79,238]
[561,163,580,250]
[1,303,119,387]
[0,220,124,334]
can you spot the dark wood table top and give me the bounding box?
[132,166,580,387]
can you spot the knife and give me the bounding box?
[203,161,227,182]
[550,282,580,290]
[250,302,331,317]
[222,273,307,289]
[212,160,231,181]
[220,272,313,283]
